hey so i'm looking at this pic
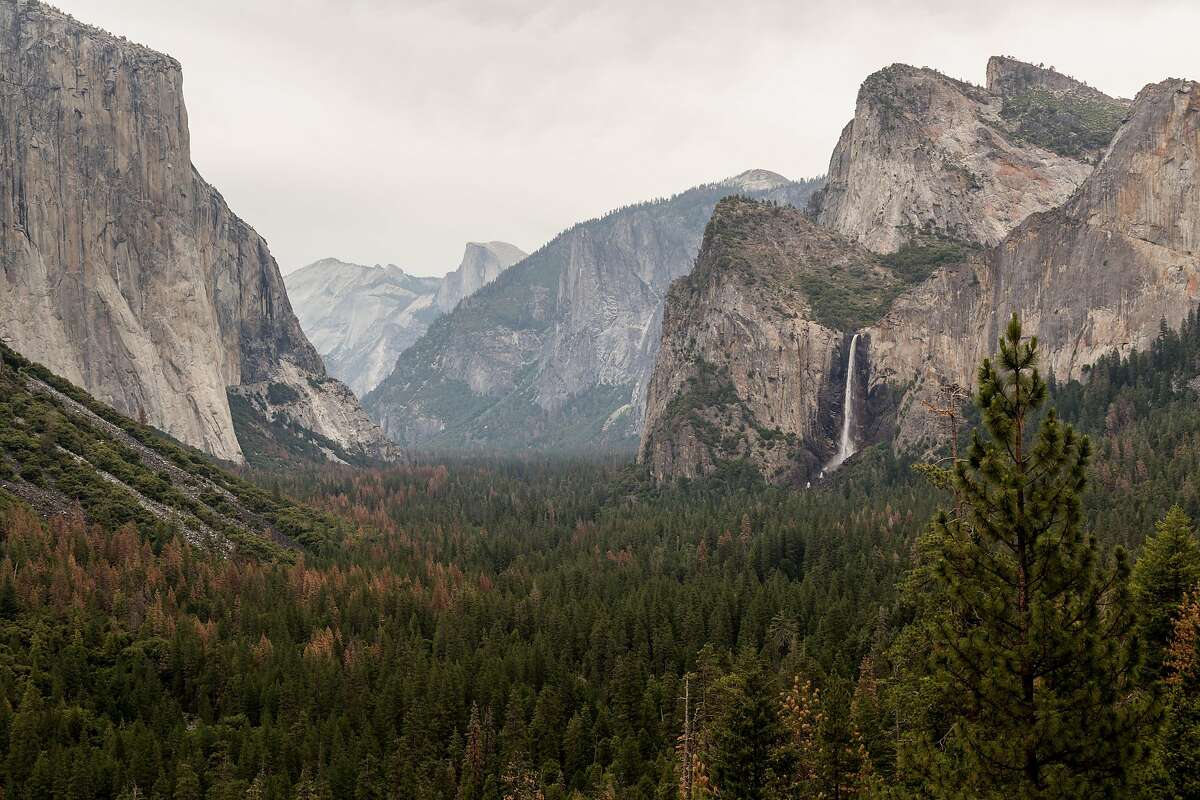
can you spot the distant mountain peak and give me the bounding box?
[435,241,527,314]
[286,241,526,397]
[722,169,793,193]
[294,258,408,277]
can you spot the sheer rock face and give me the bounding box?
[0,0,391,463]
[869,77,1200,451]
[639,199,875,483]
[645,74,1200,484]
[364,172,822,452]
[813,63,1096,253]
[435,242,526,314]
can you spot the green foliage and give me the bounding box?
[3,314,1200,798]
[880,239,969,284]
[0,340,342,556]
[265,381,302,406]
[794,266,897,332]
[1052,310,1200,544]
[897,315,1158,797]
[227,391,376,471]
[0,448,934,799]
[1133,507,1200,676]
[1001,88,1127,159]
[660,358,742,447]
[703,656,789,800]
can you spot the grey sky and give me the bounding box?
[54,0,1200,277]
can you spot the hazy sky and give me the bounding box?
[54,0,1200,276]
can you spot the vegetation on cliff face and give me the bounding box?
[879,238,971,285]
[694,197,913,333]
[226,390,382,472]
[1001,87,1128,160]
[652,355,795,476]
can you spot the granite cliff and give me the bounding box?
[812,58,1125,253]
[869,75,1200,451]
[364,171,822,451]
[0,0,392,464]
[639,198,901,483]
[643,61,1199,484]
[435,241,527,314]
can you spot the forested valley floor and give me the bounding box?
[0,317,1199,799]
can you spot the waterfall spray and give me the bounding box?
[825,333,860,472]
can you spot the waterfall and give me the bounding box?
[825,333,860,473]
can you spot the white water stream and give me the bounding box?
[824,333,860,473]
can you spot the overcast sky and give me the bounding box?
[53,0,1200,276]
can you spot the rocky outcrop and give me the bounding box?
[639,198,893,483]
[364,171,823,452]
[812,60,1108,253]
[435,242,526,313]
[0,0,391,463]
[985,56,1123,105]
[869,77,1200,451]
[644,69,1200,484]
[985,56,1131,164]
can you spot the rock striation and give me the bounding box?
[0,0,392,463]
[363,171,823,451]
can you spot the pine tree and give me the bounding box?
[704,656,787,800]
[6,684,45,786]
[1156,594,1200,798]
[173,762,201,800]
[904,315,1158,797]
[1133,506,1200,676]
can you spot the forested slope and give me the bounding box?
[0,341,343,558]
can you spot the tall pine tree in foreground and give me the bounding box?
[904,315,1158,798]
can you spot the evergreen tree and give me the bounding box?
[703,656,787,800]
[173,763,201,800]
[1158,595,1200,798]
[1133,506,1200,675]
[903,315,1158,797]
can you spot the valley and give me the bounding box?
[0,1,1198,798]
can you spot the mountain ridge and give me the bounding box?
[810,59,1125,253]
[363,173,824,452]
[285,241,526,396]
